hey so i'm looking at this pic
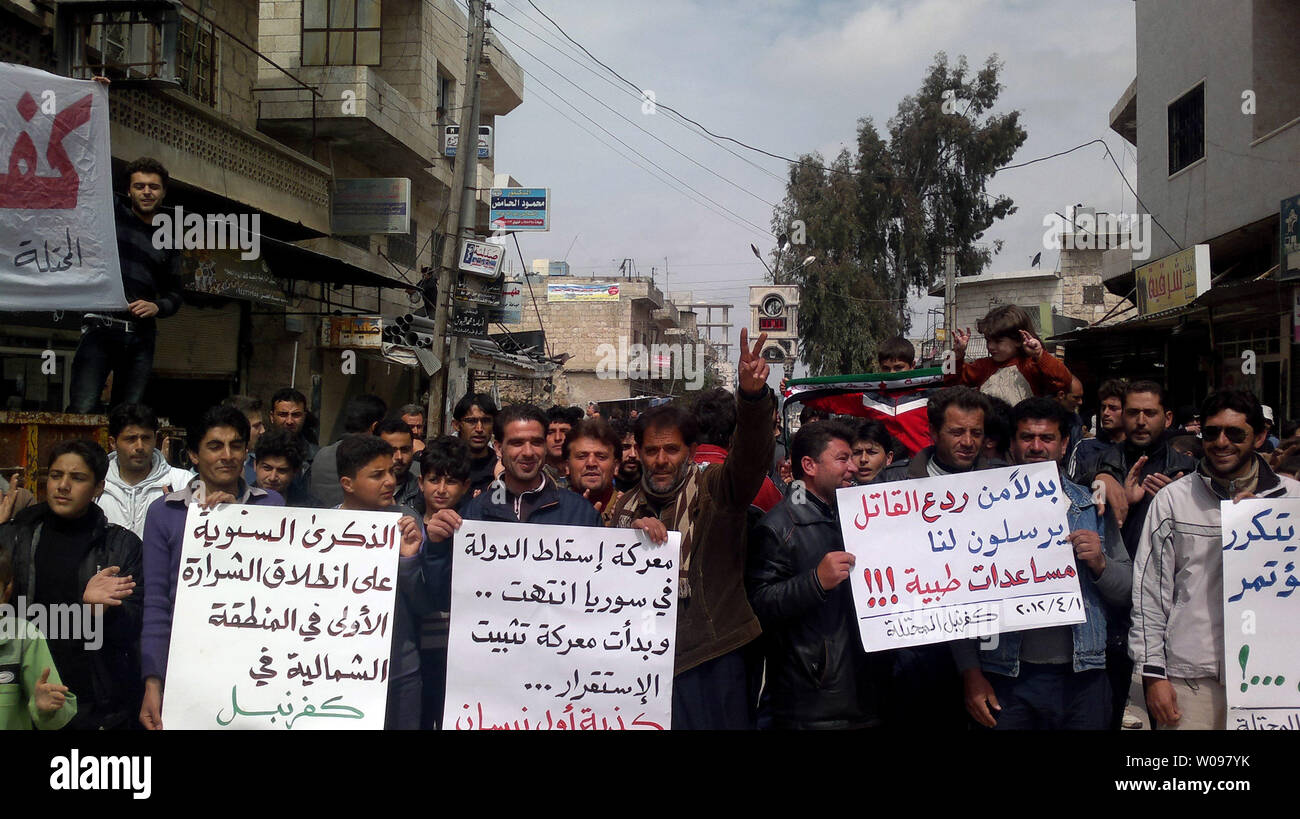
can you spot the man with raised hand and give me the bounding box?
[607,328,776,730]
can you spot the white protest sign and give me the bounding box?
[445,521,679,730]
[0,62,125,310]
[1222,499,1300,730]
[162,504,401,730]
[835,461,1084,651]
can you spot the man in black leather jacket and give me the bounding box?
[747,420,886,729]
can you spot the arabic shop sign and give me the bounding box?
[1134,244,1210,316]
[0,63,125,311]
[181,247,287,307]
[445,521,679,730]
[457,237,505,278]
[835,462,1083,652]
[1222,500,1300,730]
[161,505,402,730]
[489,187,549,232]
[547,281,620,302]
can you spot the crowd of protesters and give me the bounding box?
[1,302,1293,732]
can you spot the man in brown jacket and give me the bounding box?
[609,328,775,729]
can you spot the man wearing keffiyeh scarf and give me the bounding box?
[609,328,776,730]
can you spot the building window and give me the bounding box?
[388,220,418,268]
[1168,83,1205,175]
[1252,0,1300,139]
[302,0,381,66]
[60,4,177,81]
[177,11,217,106]
[438,72,454,117]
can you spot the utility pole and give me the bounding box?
[429,0,487,434]
[943,247,956,348]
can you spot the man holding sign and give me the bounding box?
[1130,389,1300,730]
[953,398,1130,730]
[609,328,775,730]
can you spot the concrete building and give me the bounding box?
[0,0,524,442]
[496,274,712,407]
[1061,0,1300,415]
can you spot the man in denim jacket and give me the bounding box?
[953,398,1131,729]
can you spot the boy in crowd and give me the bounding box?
[100,403,193,537]
[252,428,320,508]
[543,406,574,490]
[0,550,77,730]
[877,336,915,373]
[851,420,895,484]
[1,440,142,730]
[949,304,1073,405]
[415,436,473,728]
[334,434,435,730]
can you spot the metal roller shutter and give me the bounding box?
[152,303,241,377]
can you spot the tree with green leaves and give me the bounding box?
[771,52,1027,375]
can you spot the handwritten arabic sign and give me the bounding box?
[0,63,124,310]
[162,504,401,730]
[835,462,1084,651]
[445,521,679,730]
[1222,499,1300,730]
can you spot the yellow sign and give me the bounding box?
[1134,245,1210,316]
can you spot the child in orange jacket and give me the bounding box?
[947,304,1073,405]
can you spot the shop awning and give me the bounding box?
[260,235,412,290]
[1050,278,1284,342]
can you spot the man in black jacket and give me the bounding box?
[68,157,183,412]
[748,420,885,729]
[0,440,142,729]
[1093,381,1196,559]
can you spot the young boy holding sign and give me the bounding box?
[334,434,438,730]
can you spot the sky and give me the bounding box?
[488,0,1140,380]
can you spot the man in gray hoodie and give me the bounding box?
[99,403,192,538]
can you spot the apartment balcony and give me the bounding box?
[255,65,438,178]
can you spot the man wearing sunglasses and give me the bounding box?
[1129,389,1300,730]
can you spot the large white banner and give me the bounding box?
[162,505,401,730]
[1222,499,1300,730]
[446,521,679,730]
[0,62,124,310]
[835,462,1084,651]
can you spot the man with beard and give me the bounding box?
[881,386,1002,730]
[376,416,422,513]
[1131,389,1300,729]
[607,329,775,730]
[1093,381,1196,556]
[610,417,641,491]
[452,393,499,495]
[99,403,194,537]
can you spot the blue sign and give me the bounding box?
[489,188,550,232]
